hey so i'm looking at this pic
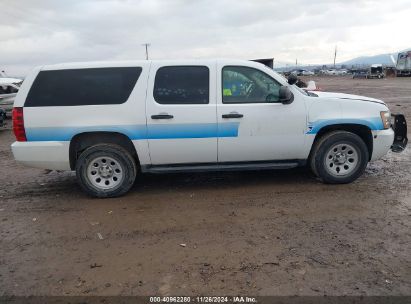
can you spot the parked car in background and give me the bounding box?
[0,77,23,115]
[0,108,6,127]
[11,59,407,197]
[291,69,315,76]
[301,70,315,76]
[323,69,347,76]
[352,70,368,79]
[324,69,337,75]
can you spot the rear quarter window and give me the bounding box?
[25,67,142,107]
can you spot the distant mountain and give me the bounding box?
[271,48,411,70]
[274,54,398,70]
[340,53,397,66]
[339,48,410,67]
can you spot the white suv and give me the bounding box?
[11,60,407,197]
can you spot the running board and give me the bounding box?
[141,161,301,174]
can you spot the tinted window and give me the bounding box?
[154,66,209,104]
[25,67,142,107]
[222,66,281,103]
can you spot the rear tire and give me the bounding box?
[76,144,137,198]
[310,131,369,184]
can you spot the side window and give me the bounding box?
[222,66,282,104]
[154,66,209,104]
[25,67,142,107]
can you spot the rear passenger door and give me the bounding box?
[146,62,217,165]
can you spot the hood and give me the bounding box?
[312,91,386,105]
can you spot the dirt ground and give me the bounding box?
[0,76,410,296]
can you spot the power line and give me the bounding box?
[141,43,151,60]
[334,45,337,68]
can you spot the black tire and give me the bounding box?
[310,131,369,184]
[309,140,320,177]
[76,144,137,198]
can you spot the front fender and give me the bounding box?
[306,98,342,134]
[307,97,386,135]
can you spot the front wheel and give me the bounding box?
[310,131,369,184]
[76,144,137,198]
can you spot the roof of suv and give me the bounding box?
[39,59,260,71]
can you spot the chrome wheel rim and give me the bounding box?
[87,156,123,190]
[324,143,359,177]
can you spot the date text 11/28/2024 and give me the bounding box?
[149,296,257,303]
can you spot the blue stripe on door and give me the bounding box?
[25,122,240,142]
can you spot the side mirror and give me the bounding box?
[279,86,294,104]
[287,73,298,85]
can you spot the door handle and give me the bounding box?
[222,113,244,119]
[151,114,174,119]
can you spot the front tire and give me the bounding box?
[76,144,137,198]
[310,131,369,184]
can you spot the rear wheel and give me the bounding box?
[310,131,369,184]
[76,144,137,198]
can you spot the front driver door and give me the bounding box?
[217,63,307,163]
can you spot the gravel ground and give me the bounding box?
[0,76,410,296]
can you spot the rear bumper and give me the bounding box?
[11,141,71,170]
[391,114,408,152]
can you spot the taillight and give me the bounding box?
[12,107,27,142]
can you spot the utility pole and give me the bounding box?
[142,43,151,60]
[333,45,337,68]
[295,58,297,68]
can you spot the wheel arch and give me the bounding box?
[69,131,139,170]
[310,123,373,160]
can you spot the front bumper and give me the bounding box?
[391,114,408,152]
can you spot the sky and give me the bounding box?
[1,0,410,76]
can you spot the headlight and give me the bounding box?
[380,111,391,129]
